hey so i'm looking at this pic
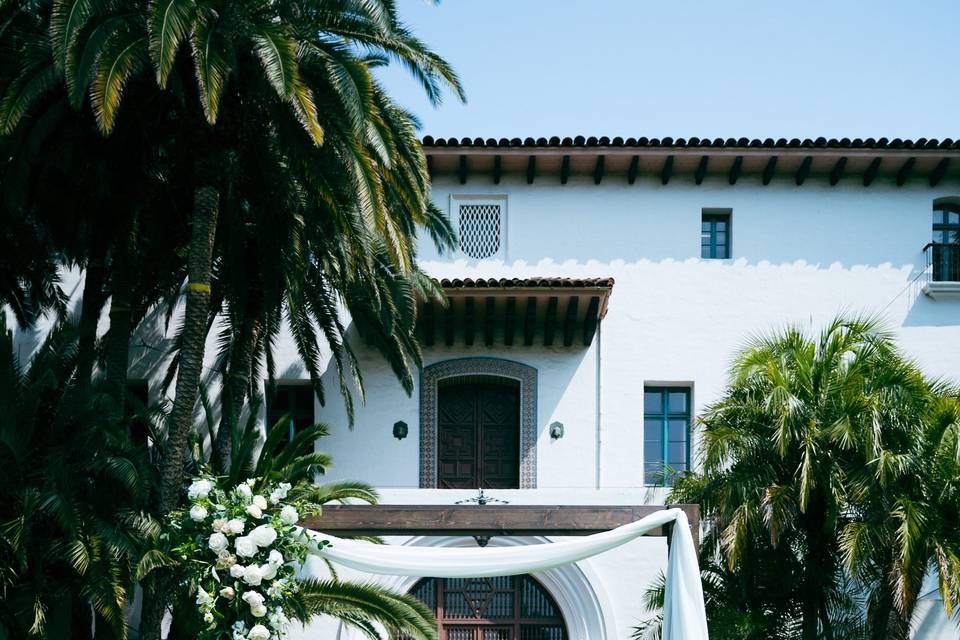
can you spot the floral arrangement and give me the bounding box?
[170,476,326,640]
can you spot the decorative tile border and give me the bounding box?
[420,358,538,488]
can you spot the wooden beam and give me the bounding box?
[523,297,537,346]
[458,154,468,184]
[660,155,674,185]
[422,301,435,347]
[829,157,847,186]
[627,155,639,184]
[694,156,708,185]
[543,296,558,347]
[863,157,881,186]
[795,156,812,186]
[444,299,455,346]
[728,156,743,185]
[762,156,778,185]
[504,297,517,346]
[930,158,950,187]
[483,296,495,347]
[896,157,916,187]
[582,296,600,346]
[562,296,579,347]
[463,297,475,346]
[426,155,434,179]
[593,155,606,185]
[526,155,536,184]
[492,155,502,185]
[560,155,570,185]
[302,504,700,543]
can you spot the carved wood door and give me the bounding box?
[437,379,520,489]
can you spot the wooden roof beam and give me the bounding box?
[627,155,639,184]
[504,297,517,346]
[444,299,455,347]
[593,155,606,185]
[422,301,435,347]
[762,156,777,185]
[829,157,847,186]
[523,297,537,346]
[896,157,916,187]
[526,156,536,184]
[694,156,709,185]
[930,158,950,187]
[583,296,600,346]
[458,154,468,184]
[543,296,558,347]
[562,296,579,347]
[795,156,812,186]
[560,155,570,185]
[483,296,495,347]
[728,156,743,185]
[426,155,434,179]
[463,297,475,346]
[493,155,502,185]
[660,155,674,185]
[863,157,881,186]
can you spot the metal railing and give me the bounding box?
[924,242,960,283]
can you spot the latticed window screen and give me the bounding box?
[404,576,567,640]
[459,203,502,259]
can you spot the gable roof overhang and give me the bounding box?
[417,278,614,348]
[423,136,960,187]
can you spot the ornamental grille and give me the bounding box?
[459,203,502,259]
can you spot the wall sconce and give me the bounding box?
[393,420,408,440]
[549,421,564,440]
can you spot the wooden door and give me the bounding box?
[437,379,520,489]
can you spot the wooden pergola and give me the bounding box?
[301,503,700,549]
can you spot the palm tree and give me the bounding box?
[673,316,958,639]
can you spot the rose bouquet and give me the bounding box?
[169,476,326,640]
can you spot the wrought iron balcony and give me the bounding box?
[923,242,960,299]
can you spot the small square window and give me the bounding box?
[701,210,731,259]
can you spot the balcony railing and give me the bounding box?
[924,242,960,283]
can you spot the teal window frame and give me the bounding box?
[643,387,691,485]
[701,211,731,259]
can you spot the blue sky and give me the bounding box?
[378,1,959,139]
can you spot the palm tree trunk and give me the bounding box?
[76,258,106,388]
[213,311,261,471]
[103,223,140,404]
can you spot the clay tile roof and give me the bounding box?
[438,277,615,289]
[421,136,960,150]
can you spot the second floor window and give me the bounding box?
[701,210,731,259]
[266,382,314,444]
[932,202,960,282]
[643,387,691,485]
[933,202,960,245]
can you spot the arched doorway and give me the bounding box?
[407,575,568,639]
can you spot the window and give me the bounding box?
[265,382,314,443]
[932,202,960,282]
[643,387,691,485]
[701,210,731,259]
[453,196,506,260]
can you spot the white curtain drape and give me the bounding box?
[301,507,708,640]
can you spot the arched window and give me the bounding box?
[932,200,960,282]
[406,575,568,640]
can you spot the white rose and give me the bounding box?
[259,563,277,581]
[203,611,214,625]
[196,589,214,606]
[249,525,278,548]
[208,532,229,554]
[250,605,267,618]
[245,504,263,519]
[235,536,258,558]
[242,564,263,586]
[241,591,265,608]
[252,495,268,510]
[248,624,270,640]
[229,564,246,578]
[267,550,283,566]
[189,505,208,522]
[237,484,253,499]
[279,505,298,525]
[220,586,236,600]
[188,479,213,500]
[212,518,228,533]
[227,518,245,535]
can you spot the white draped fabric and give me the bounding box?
[301,507,708,640]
